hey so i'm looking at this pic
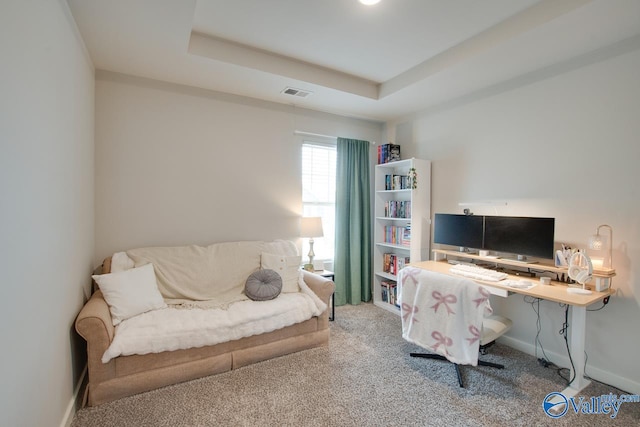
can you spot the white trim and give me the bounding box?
[302,140,336,149]
[60,365,87,427]
[498,335,640,395]
[58,0,94,71]
[294,130,376,144]
[294,130,337,140]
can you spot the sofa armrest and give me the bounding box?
[302,270,335,303]
[76,290,114,343]
[75,290,116,382]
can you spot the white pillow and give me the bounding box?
[92,263,167,325]
[110,251,135,272]
[261,252,302,293]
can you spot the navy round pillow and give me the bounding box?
[245,269,283,301]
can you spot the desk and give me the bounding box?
[411,260,614,398]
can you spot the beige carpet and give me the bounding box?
[72,303,639,426]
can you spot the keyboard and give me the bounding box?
[449,263,508,282]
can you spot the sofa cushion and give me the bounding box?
[261,253,302,293]
[127,241,264,307]
[92,263,167,325]
[245,269,282,301]
[101,292,325,363]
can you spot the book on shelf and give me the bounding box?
[383,253,391,274]
[384,200,411,218]
[382,253,411,275]
[380,279,398,306]
[402,225,411,246]
[392,284,399,308]
[383,225,412,246]
[384,174,411,190]
[377,143,401,164]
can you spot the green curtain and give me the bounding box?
[334,137,371,305]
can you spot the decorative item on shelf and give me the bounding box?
[408,167,417,189]
[589,224,613,269]
[300,217,324,271]
[567,251,593,295]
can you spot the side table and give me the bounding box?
[317,270,335,321]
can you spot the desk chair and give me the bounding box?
[398,267,512,388]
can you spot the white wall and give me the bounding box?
[94,72,382,264]
[0,1,95,426]
[392,46,640,393]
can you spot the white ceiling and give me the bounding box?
[67,0,640,122]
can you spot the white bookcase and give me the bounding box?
[373,158,431,314]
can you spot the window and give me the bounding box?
[302,141,336,265]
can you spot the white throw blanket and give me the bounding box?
[397,266,492,366]
[127,241,287,308]
[102,279,326,363]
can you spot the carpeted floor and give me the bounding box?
[72,303,639,426]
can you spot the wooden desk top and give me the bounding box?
[410,260,613,307]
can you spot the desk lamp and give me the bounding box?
[589,224,613,269]
[301,217,323,271]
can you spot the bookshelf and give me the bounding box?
[373,158,431,314]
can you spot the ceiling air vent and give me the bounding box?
[281,87,313,98]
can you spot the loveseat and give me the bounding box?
[75,240,335,406]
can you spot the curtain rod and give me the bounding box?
[293,130,376,144]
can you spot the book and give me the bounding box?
[388,144,400,162]
[377,143,401,164]
[384,225,412,246]
[381,280,397,305]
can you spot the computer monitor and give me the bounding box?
[483,216,555,260]
[433,214,484,251]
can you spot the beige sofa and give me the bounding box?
[75,241,334,406]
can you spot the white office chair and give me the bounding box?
[398,267,512,388]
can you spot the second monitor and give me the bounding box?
[483,216,555,261]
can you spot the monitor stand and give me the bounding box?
[457,247,478,254]
[501,254,539,264]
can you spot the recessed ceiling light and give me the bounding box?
[359,0,381,5]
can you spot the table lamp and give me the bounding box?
[301,217,323,271]
[589,224,613,269]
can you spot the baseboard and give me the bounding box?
[60,365,87,427]
[498,335,640,395]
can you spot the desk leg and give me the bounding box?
[561,305,590,397]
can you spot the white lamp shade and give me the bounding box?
[300,217,324,238]
[589,234,604,250]
[588,224,613,269]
